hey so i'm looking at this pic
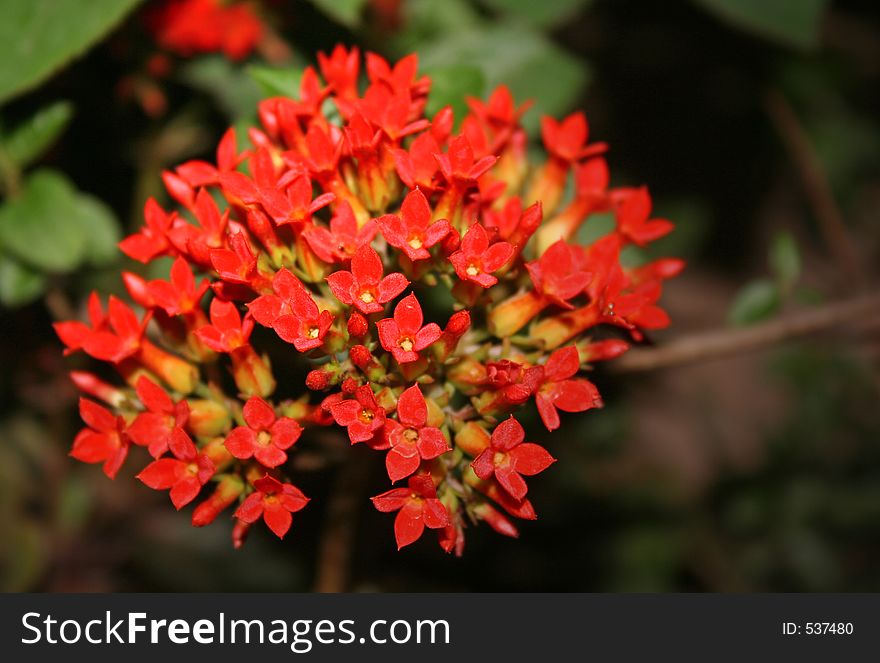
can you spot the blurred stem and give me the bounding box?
[313,450,373,593]
[0,144,21,198]
[613,292,880,373]
[764,89,867,289]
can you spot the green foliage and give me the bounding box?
[484,0,594,28]
[0,254,47,307]
[179,56,263,120]
[422,65,486,121]
[1,100,73,169]
[249,65,304,99]
[307,0,367,28]
[691,0,830,50]
[0,0,143,103]
[728,278,780,325]
[0,169,119,277]
[768,231,801,293]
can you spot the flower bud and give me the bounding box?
[232,518,251,549]
[192,474,244,527]
[473,501,519,538]
[487,290,548,338]
[454,421,491,457]
[347,312,369,338]
[137,339,199,394]
[187,399,232,437]
[230,345,276,397]
[69,371,127,408]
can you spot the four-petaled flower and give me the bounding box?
[377,189,451,261]
[147,257,210,316]
[535,346,602,431]
[234,475,310,539]
[449,223,513,288]
[137,428,215,509]
[384,385,450,482]
[371,474,450,549]
[224,396,302,468]
[472,417,556,501]
[302,201,378,263]
[376,293,441,364]
[249,269,334,351]
[526,240,592,308]
[329,384,386,443]
[71,398,130,479]
[326,244,409,314]
[127,376,190,458]
[541,111,606,163]
[196,298,253,352]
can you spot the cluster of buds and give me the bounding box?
[56,46,683,553]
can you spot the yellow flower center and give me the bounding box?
[466,264,480,276]
[403,428,419,443]
[493,451,507,465]
[359,409,374,423]
[359,291,375,304]
[307,326,320,339]
[257,431,272,447]
[408,237,423,250]
[399,337,414,352]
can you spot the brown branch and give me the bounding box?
[765,88,867,288]
[613,293,880,373]
[313,450,373,593]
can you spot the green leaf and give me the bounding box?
[691,0,830,50]
[0,252,47,307]
[769,231,801,292]
[0,168,119,273]
[2,100,73,168]
[0,169,87,272]
[307,0,366,28]
[179,56,263,120]
[728,278,780,326]
[418,25,589,132]
[0,0,144,103]
[483,0,594,28]
[248,65,304,99]
[423,65,485,121]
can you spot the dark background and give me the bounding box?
[1,0,878,591]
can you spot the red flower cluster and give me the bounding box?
[56,47,683,552]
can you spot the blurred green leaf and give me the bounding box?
[691,0,829,50]
[728,278,780,325]
[0,252,47,306]
[391,0,482,52]
[248,65,304,99]
[307,0,366,28]
[418,25,589,132]
[2,100,73,168]
[0,520,47,591]
[179,56,262,120]
[423,65,485,121]
[484,0,594,28]
[0,168,118,273]
[0,0,143,103]
[0,169,87,272]
[769,231,800,292]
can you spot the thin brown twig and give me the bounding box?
[765,88,867,288]
[313,451,373,593]
[612,292,880,373]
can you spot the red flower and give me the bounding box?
[377,189,451,261]
[53,292,108,355]
[486,360,543,406]
[393,132,441,192]
[383,385,450,482]
[448,223,513,288]
[137,428,214,509]
[371,474,450,549]
[59,296,149,363]
[70,398,130,479]
[535,346,602,431]
[127,376,190,458]
[612,186,674,247]
[147,256,210,316]
[195,298,253,352]
[302,201,378,263]
[376,293,441,364]
[541,111,605,163]
[472,417,556,501]
[224,396,302,468]
[209,232,259,285]
[248,269,334,351]
[175,127,244,188]
[119,198,176,263]
[329,384,386,443]
[259,175,336,229]
[234,475,309,539]
[435,135,497,185]
[526,240,592,308]
[326,244,409,314]
[318,44,360,103]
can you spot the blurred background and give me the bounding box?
[1,0,879,592]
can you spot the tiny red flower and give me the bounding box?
[435,135,497,185]
[259,175,336,229]
[195,298,253,353]
[393,132,441,192]
[70,398,130,479]
[318,44,360,103]
[137,428,214,509]
[329,384,386,443]
[127,376,190,458]
[77,296,150,363]
[535,346,602,431]
[326,244,409,314]
[371,474,450,549]
[234,475,309,539]
[541,111,606,163]
[612,186,674,247]
[224,396,302,468]
[448,223,513,288]
[302,200,378,263]
[377,189,451,261]
[53,292,108,355]
[119,198,176,263]
[526,240,592,308]
[175,127,244,188]
[384,385,450,482]
[147,256,210,316]
[209,232,259,285]
[376,293,441,364]
[248,269,334,351]
[472,417,556,501]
